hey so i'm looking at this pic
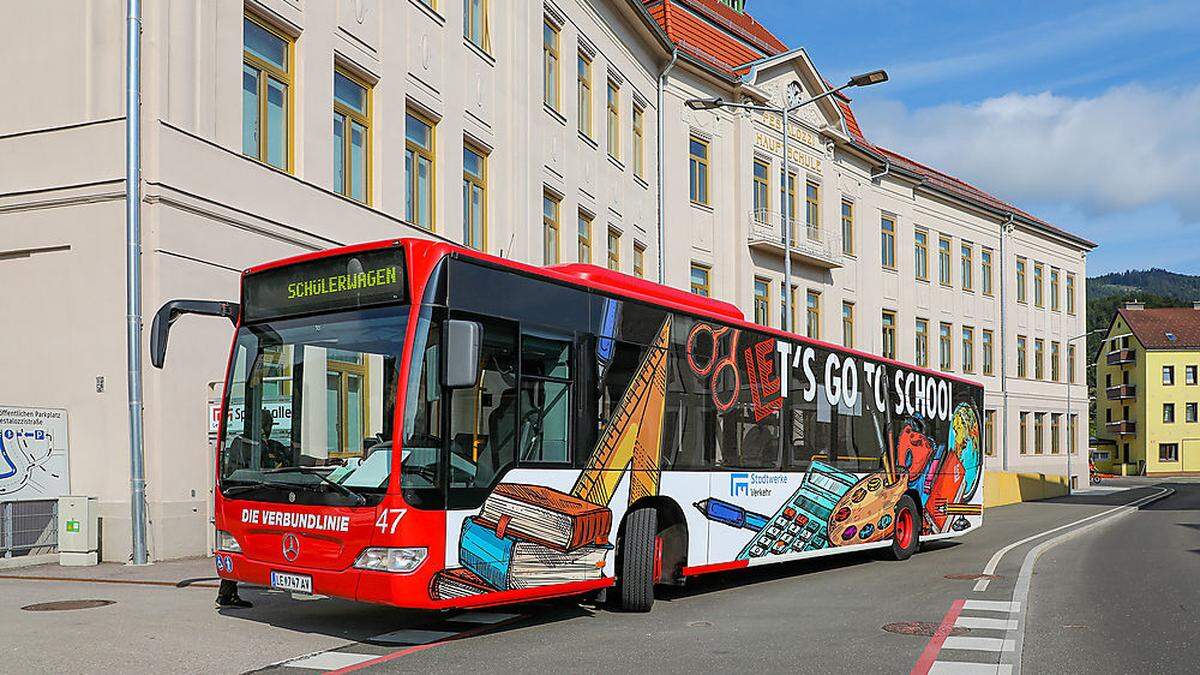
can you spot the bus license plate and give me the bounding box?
[270,571,312,594]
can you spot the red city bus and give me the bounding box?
[152,237,984,612]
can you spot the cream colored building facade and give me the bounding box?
[0,0,1093,561]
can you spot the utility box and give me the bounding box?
[58,496,99,566]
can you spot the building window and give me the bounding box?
[404,110,434,225]
[1033,262,1045,307]
[1050,268,1061,311]
[1164,366,1175,385]
[938,236,952,286]
[915,318,929,368]
[1187,402,1198,423]
[805,181,820,238]
[752,160,770,219]
[543,191,560,264]
[1069,413,1078,454]
[841,199,854,255]
[632,105,645,179]
[1164,403,1176,423]
[1051,413,1062,454]
[462,144,487,250]
[577,52,592,137]
[1068,344,1077,383]
[961,243,974,291]
[962,326,975,374]
[689,136,710,205]
[606,79,620,160]
[577,211,592,263]
[1066,273,1076,314]
[1051,341,1061,382]
[1187,365,1197,385]
[1016,258,1027,303]
[805,290,821,339]
[607,228,621,271]
[981,247,994,296]
[1019,412,1029,454]
[842,301,855,348]
[633,242,645,278]
[1160,443,1179,462]
[882,311,897,360]
[984,410,997,457]
[781,171,798,236]
[1034,413,1045,454]
[753,278,770,325]
[1034,339,1045,380]
[781,283,797,331]
[690,263,710,297]
[881,216,896,269]
[543,19,560,110]
[242,15,292,171]
[464,0,489,51]
[914,229,929,281]
[334,69,371,204]
[939,322,953,371]
[1017,335,1028,378]
[982,329,994,376]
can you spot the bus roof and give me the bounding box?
[243,237,983,389]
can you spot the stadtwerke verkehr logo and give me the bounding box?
[731,473,749,497]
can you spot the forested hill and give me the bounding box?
[1088,269,1200,304]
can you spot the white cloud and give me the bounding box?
[853,84,1200,221]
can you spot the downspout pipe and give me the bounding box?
[656,47,679,284]
[998,213,1015,472]
[869,157,891,182]
[126,0,149,565]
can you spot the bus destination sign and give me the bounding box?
[243,247,406,321]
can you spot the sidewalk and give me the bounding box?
[0,555,220,586]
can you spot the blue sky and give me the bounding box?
[750,0,1200,275]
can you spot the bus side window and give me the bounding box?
[518,333,573,465]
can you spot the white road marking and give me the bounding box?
[929,661,1013,674]
[955,616,1017,630]
[974,487,1173,592]
[941,636,1015,653]
[369,628,459,645]
[284,652,379,670]
[963,600,1021,613]
[451,611,521,624]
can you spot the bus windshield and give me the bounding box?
[219,304,406,505]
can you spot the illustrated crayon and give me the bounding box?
[694,498,770,531]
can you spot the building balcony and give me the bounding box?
[1105,384,1137,400]
[1105,420,1137,435]
[1106,349,1136,366]
[746,210,843,269]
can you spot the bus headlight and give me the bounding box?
[215,530,242,554]
[354,547,427,574]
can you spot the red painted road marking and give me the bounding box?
[910,598,966,675]
[327,614,527,674]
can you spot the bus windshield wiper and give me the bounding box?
[263,466,367,505]
[222,478,323,497]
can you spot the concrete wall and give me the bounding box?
[983,471,1069,508]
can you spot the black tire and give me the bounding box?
[884,494,920,561]
[618,505,657,612]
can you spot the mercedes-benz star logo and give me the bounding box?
[282,533,300,562]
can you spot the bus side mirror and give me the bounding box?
[443,319,481,388]
[150,300,240,368]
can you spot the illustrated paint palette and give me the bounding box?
[825,472,908,546]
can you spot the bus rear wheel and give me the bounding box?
[884,495,919,561]
[617,505,657,612]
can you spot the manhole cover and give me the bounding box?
[945,573,1003,581]
[21,599,115,612]
[882,621,970,637]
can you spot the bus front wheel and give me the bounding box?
[617,505,658,612]
[884,495,920,561]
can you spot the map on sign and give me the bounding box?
[0,406,70,501]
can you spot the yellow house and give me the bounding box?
[1096,302,1200,474]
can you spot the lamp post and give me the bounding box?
[685,70,887,332]
[1066,328,1114,493]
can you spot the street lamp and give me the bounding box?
[685,70,888,332]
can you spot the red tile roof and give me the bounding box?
[1119,307,1200,350]
[643,0,784,75]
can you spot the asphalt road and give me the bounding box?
[0,481,1185,675]
[1024,481,1200,675]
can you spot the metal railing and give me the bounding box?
[1,500,58,558]
[747,209,842,267]
[1106,349,1136,366]
[1105,384,1137,400]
